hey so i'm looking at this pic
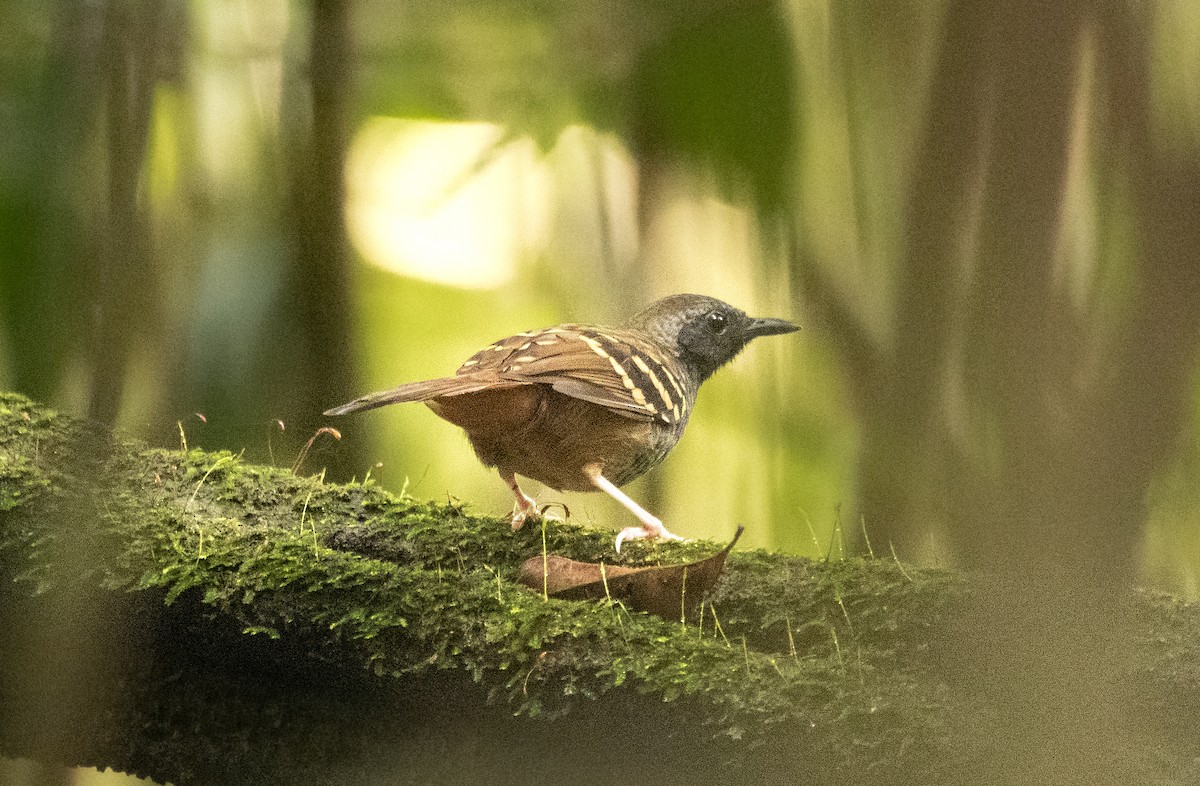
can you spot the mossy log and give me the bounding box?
[1,392,1198,785]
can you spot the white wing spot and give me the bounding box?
[630,354,675,414]
[606,356,630,384]
[582,332,655,413]
[662,368,687,406]
[606,357,653,410]
[578,334,611,359]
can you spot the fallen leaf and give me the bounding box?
[518,526,744,621]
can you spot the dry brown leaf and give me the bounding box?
[518,526,744,621]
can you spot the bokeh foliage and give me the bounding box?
[2,0,1200,576]
[3,1,1200,782]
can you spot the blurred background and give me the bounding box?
[3,0,1200,782]
[3,0,1200,577]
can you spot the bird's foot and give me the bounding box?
[509,501,566,530]
[503,471,564,530]
[507,480,539,530]
[509,504,535,530]
[614,521,687,553]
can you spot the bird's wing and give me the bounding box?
[461,326,688,424]
[326,326,690,424]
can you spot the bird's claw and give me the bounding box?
[510,504,565,531]
[614,523,687,553]
[510,509,530,530]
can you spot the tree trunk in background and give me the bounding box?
[274,0,362,480]
[0,0,173,417]
[832,1,1200,783]
[1093,0,1200,575]
[88,0,169,425]
[852,0,993,557]
[941,5,1121,785]
[844,0,1200,570]
[0,3,97,404]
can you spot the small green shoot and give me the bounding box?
[680,565,688,630]
[710,603,730,647]
[540,515,549,601]
[859,514,874,558]
[785,613,798,660]
[826,503,846,562]
[186,454,234,514]
[833,581,855,635]
[299,469,326,557]
[800,505,821,554]
[889,541,913,581]
[177,412,207,453]
[266,419,285,466]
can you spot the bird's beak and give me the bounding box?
[746,316,800,338]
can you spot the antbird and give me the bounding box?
[325,294,798,551]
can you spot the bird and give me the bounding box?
[324,293,798,551]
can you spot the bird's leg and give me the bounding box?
[584,464,685,552]
[500,469,539,530]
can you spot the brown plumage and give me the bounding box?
[325,294,798,550]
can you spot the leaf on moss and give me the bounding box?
[517,527,744,621]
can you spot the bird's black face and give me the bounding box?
[630,294,799,384]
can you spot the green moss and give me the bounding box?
[0,392,965,777]
[8,392,1200,784]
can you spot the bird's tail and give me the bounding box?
[323,375,523,416]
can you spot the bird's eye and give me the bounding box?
[706,311,728,334]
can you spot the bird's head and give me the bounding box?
[627,294,799,384]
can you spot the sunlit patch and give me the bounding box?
[345,117,552,289]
